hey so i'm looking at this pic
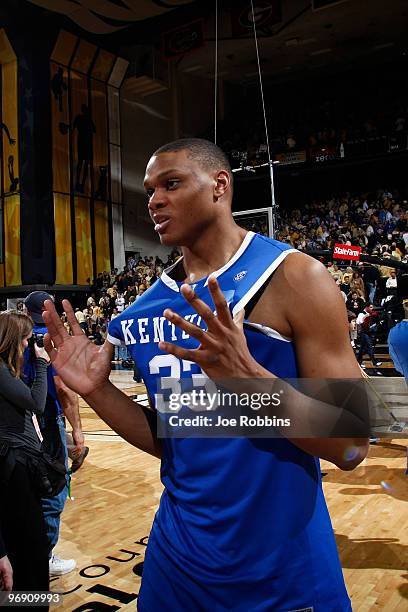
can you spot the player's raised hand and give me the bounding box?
[42,299,113,397]
[159,276,267,379]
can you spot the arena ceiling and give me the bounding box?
[24,0,408,83]
[26,0,197,35]
[172,0,408,84]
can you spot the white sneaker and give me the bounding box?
[49,554,76,576]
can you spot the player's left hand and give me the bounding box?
[159,275,267,379]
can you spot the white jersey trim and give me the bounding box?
[204,232,255,285]
[244,321,291,343]
[160,232,255,293]
[231,248,298,318]
[160,265,180,292]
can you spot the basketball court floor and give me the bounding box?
[53,370,408,612]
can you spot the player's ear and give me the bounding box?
[213,170,230,202]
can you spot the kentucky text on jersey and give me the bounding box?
[119,314,204,345]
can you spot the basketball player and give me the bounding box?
[43,139,368,611]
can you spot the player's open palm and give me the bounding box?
[43,299,112,397]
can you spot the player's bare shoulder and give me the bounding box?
[250,251,344,339]
[277,250,337,295]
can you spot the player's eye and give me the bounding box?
[167,179,179,190]
[146,188,154,198]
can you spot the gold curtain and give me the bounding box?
[75,195,93,284]
[94,200,110,273]
[54,193,73,284]
[3,195,21,285]
[1,49,20,286]
[2,61,19,196]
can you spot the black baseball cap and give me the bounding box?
[24,291,54,325]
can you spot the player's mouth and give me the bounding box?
[154,217,171,233]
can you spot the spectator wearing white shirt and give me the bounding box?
[385,271,398,293]
[75,308,88,334]
[115,292,125,313]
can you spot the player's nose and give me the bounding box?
[148,190,167,213]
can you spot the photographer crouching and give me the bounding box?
[0,310,50,598]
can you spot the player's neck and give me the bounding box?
[181,222,248,284]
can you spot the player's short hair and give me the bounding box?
[153,138,232,181]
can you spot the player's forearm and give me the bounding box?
[59,390,82,432]
[222,376,369,469]
[288,437,369,470]
[278,379,369,468]
[84,381,161,458]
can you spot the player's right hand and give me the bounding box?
[43,299,113,397]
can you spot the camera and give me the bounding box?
[28,332,45,348]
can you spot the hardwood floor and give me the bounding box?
[53,371,408,611]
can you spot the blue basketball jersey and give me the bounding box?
[108,232,351,612]
[388,320,408,381]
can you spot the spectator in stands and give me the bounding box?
[109,269,117,286]
[100,295,112,319]
[334,279,347,302]
[93,326,104,346]
[346,292,365,317]
[75,308,88,335]
[391,242,402,260]
[136,287,146,301]
[356,305,382,368]
[95,273,103,291]
[61,313,70,335]
[362,264,380,304]
[378,253,394,299]
[340,275,352,297]
[115,292,125,313]
[124,284,136,304]
[329,263,342,283]
[350,271,366,299]
[107,285,117,300]
[386,270,398,294]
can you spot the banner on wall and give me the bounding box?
[333,244,362,261]
[231,0,282,37]
[162,19,204,59]
[274,150,306,165]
